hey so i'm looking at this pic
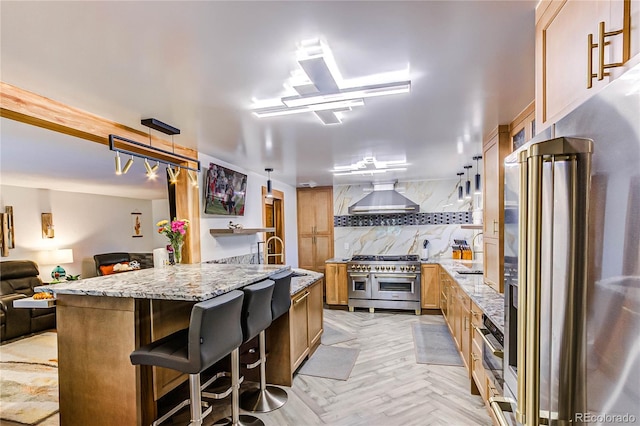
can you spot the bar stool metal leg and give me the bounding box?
[213,348,264,426]
[239,331,287,412]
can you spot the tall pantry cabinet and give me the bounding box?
[482,125,511,293]
[297,187,334,274]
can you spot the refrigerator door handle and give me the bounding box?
[489,396,515,426]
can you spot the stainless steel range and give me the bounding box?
[347,254,421,315]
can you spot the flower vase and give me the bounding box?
[172,241,183,264]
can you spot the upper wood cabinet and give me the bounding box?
[482,125,510,293]
[535,0,640,133]
[297,187,334,273]
[510,101,535,151]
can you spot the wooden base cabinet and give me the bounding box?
[470,302,487,399]
[420,265,440,309]
[325,262,348,305]
[266,278,324,387]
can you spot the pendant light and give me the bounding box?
[122,155,134,174]
[265,168,274,198]
[115,152,122,175]
[464,165,472,199]
[457,172,464,202]
[473,155,482,194]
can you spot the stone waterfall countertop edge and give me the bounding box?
[35,263,290,301]
[437,259,504,333]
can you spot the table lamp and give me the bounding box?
[39,249,74,283]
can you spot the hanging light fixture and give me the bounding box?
[464,165,472,199]
[115,152,122,175]
[473,155,482,194]
[188,170,199,187]
[457,172,464,202]
[265,168,274,198]
[122,155,134,174]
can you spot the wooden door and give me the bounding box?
[420,265,440,309]
[307,280,324,352]
[460,300,472,372]
[483,134,500,238]
[483,237,501,293]
[297,190,316,235]
[298,236,315,271]
[313,235,332,273]
[325,263,339,304]
[290,292,309,370]
[312,188,333,234]
[336,263,348,305]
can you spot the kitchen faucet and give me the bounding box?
[472,231,483,260]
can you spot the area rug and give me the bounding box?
[298,345,359,381]
[412,323,463,366]
[0,331,59,424]
[321,324,357,346]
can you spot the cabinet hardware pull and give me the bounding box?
[493,220,498,234]
[294,291,309,305]
[349,273,368,278]
[598,20,628,81]
[587,32,599,88]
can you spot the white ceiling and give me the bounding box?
[0,1,536,197]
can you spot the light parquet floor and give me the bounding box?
[2,309,492,426]
[203,308,492,426]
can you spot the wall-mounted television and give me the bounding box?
[203,163,247,216]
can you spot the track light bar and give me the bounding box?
[141,118,180,135]
[109,135,200,173]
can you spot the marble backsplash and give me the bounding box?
[333,179,481,259]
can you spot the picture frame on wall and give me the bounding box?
[131,212,143,238]
[203,163,247,216]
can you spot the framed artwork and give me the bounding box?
[131,212,143,238]
[203,163,247,216]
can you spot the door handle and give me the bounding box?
[493,220,499,235]
[374,274,417,279]
[489,397,515,426]
[474,326,504,358]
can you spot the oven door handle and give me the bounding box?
[474,326,504,358]
[349,273,369,278]
[488,396,515,426]
[374,274,417,279]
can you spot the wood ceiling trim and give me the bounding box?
[0,81,197,159]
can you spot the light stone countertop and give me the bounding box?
[290,269,324,295]
[437,259,504,333]
[36,263,289,301]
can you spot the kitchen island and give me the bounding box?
[37,264,322,426]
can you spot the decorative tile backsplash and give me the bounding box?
[333,179,481,259]
[334,211,471,227]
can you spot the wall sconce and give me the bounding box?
[457,172,464,202]
[473,155,482,194]
[464,165,473,199]
[265,168,274,198]
[42,213,54,239]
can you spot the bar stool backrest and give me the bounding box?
[270,270,293,320]
[240,279,275,342]
[189,290,244,372]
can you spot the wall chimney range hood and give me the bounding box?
[348,182,419,215]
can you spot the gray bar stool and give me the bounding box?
[214,279,275,426]
[130,290,244,426]
[240,270,293,412]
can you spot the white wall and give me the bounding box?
[0,185,166,280]
[198,153,298,266]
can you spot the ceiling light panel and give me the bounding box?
[251,39,410,124]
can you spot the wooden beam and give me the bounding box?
[0,81,197,159]
[0,81,202,263]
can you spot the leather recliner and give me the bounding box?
[0,260,56,342]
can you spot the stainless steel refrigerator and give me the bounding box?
[494,62,640,426]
